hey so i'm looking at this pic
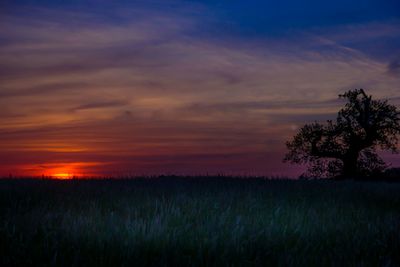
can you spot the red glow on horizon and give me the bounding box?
[51,172,74,180]
[6,162,105,178]
[48,165,77,179]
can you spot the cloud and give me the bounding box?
[387,59,400,76]
[72,100,129,111]
[0,5,399,176]
[0,82,88,98]
[179,98,343,114]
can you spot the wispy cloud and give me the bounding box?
[387,59,400,76]
[0,5,399,176]
[72,100,129,111]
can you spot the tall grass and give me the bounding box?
[1,177,399,266]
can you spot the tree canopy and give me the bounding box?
[284,89,400,179]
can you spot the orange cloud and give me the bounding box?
[0,7,399,177]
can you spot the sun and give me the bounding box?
[34,162,100,179]
[51,172,73,179]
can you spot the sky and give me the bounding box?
[0,0,400,177]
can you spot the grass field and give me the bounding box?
[1,177,400,266]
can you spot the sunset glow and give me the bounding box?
[45,164,77,179]
[0,1,399,177]
[52,173,73,180]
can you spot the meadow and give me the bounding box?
[1,177,400,266]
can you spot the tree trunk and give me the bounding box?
[342,153,359,179]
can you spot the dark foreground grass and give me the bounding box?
[1,177,400,266]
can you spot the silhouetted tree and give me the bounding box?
[284,89,400,179]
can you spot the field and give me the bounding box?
[1,177,400,266]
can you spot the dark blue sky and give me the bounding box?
[3,0,400,29]
[2,0,399,58]
[3,0,400,25]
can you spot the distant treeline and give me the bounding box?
[1,170,400,181]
